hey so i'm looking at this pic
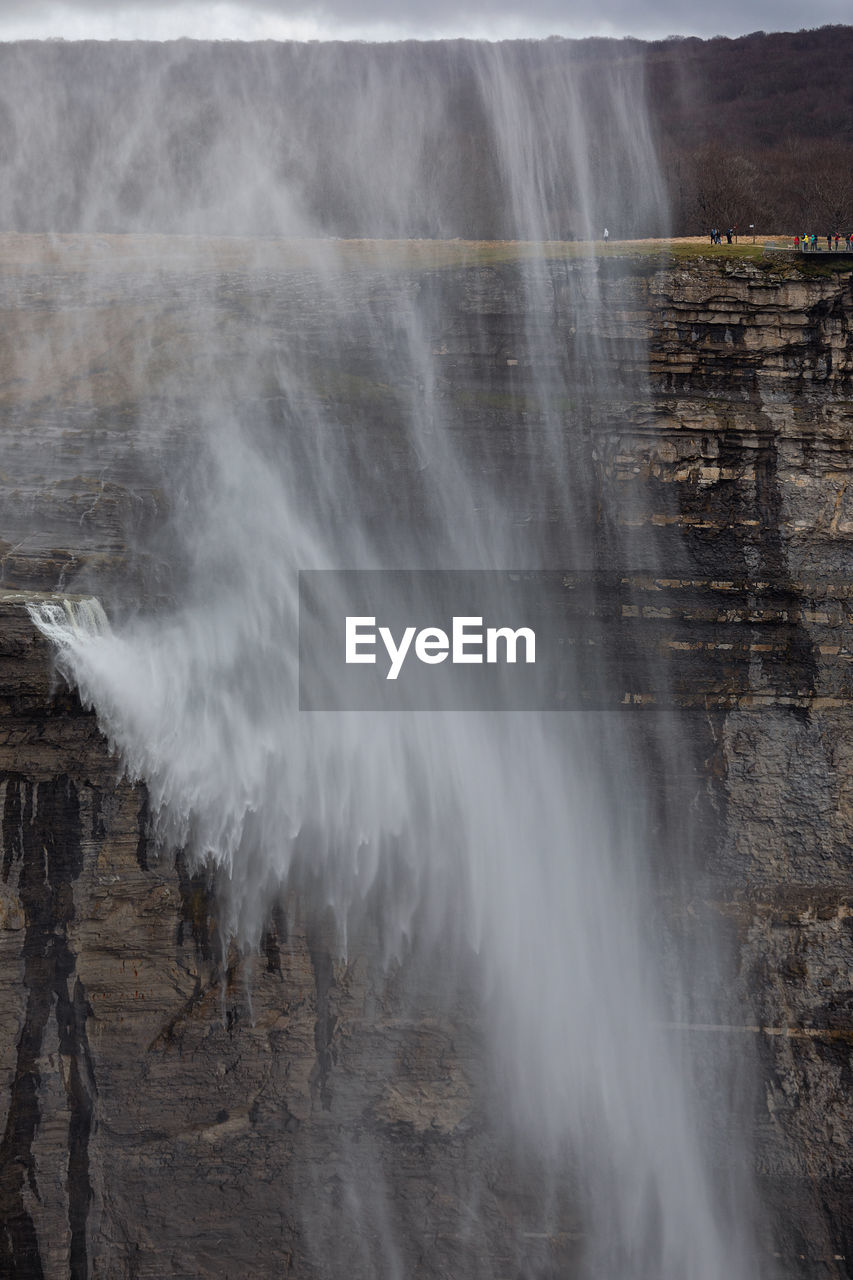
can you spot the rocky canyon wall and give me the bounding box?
[1,238,852,1277]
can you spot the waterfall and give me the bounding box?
[23,40,761,1279]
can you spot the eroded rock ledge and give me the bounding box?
[1,243,852,1277]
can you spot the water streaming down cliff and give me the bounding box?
[25,42,760,1279]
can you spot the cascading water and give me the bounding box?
[18,39,764,1279]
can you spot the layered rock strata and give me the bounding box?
[1,238,852,1277]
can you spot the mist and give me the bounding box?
[8,38,764,1279]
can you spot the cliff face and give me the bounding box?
[1,238,853,1277]
[647,258,853,1271]
[617,257,853,1270]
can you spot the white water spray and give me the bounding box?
[23,39,762,1279]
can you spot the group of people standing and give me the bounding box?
[709,227,736,244]
[794,233,853,252]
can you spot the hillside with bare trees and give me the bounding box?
[0,29,849,238]
[649,26,853,233]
